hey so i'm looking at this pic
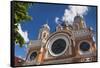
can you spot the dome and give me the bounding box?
[74,15,83,23]
[43,23,50,30]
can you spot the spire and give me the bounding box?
[46,20,48,25]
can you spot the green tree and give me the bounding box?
[13,2,32,47]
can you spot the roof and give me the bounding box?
[28,40,41,48]
[43,23,50,30]
[74,15,83,21]
[15,56,25,66]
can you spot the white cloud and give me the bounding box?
[18,24,29,43]
[62,5,88,24]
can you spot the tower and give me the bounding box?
[37,22,50,64]
[38,22,50,44]
[72,15,97,62]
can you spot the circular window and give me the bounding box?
[51,39,66,55]
[30,52,37,60]
[80,42,90,52]
[47,33,71,56]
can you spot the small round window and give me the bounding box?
[80,42,90,52]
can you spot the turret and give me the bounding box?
[38,22,50,43]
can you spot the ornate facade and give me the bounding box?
[24,15,97,65]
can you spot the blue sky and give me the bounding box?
[15,3,97,59]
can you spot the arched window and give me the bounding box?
[30,52,37,61]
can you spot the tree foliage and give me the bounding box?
[13,2,32,47]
